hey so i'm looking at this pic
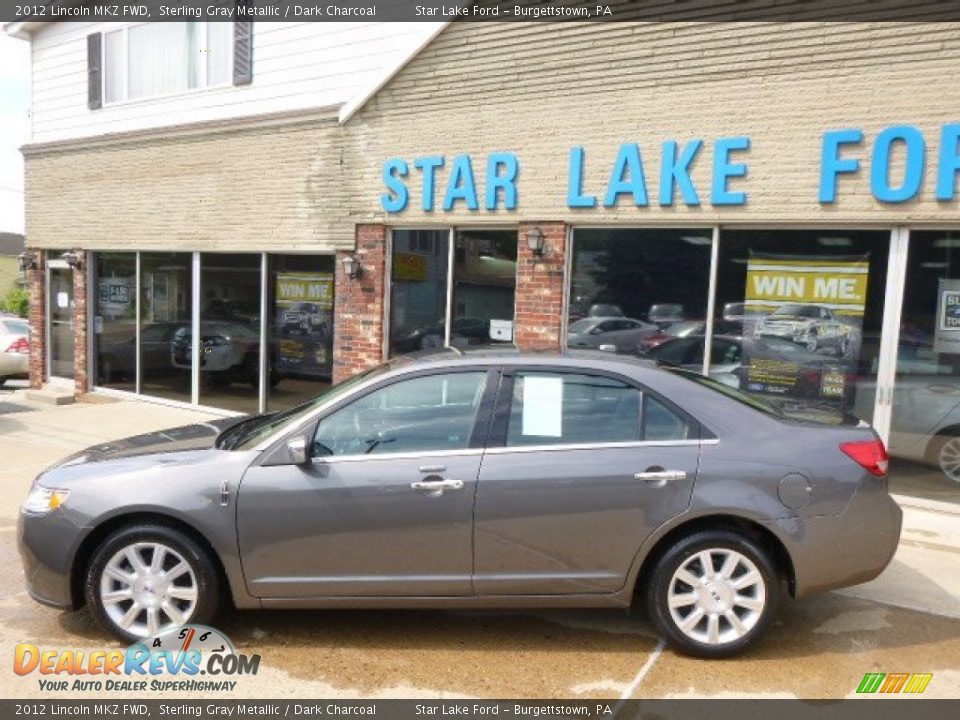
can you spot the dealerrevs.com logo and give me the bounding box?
[856,672,933,695]
[14,625,260,693]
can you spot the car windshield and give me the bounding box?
[666,321,703,337]
[223,364,388,451]
[771,304,818,318]
[3,320,28,335]
[568,319,596,333]
[666,367,784,417]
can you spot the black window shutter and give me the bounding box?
[87,32,102,110]
[233,7,253,86]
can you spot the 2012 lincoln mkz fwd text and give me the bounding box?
[18,350,902,657]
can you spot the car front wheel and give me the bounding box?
[646,530,781,657]
[84,524,220,643]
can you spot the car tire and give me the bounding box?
[645,530,782,658]
[929,431,960,483]
[84,524,221,644]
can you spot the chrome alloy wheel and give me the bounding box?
[939,436,960,483]
[99,542,199,637]
[666,548,766,646]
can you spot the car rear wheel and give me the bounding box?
[646,530,781,657]
[85,524,220,643]
[933,433,960,483]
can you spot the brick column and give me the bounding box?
[27,249,46,389]
[73,250,89,396]
[332,224,387,384]
[514,222,568,351]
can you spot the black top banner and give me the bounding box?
[4,0,960,24]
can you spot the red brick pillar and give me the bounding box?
[73,250,89,396]
[27,249,46,390]
[514,222,568,351]
[332,224,387,384]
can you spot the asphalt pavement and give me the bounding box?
[0,390,958,699]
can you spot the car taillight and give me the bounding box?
[5,337,28,355]
[840,439,889,477]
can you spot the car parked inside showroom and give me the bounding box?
[0,315,29,386]
[19,349,900,657]
[568,316,660,353]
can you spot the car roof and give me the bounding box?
[383,347,659,373]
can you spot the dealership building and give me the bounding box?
[6,18,960,497]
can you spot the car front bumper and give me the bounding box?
[18,508,89,610]
[767,477,903,598]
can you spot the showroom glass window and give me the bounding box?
[389,229,519,356]
[267,254,336,411]
[93,253,137,392]
[104,22,232,103]
[389,230,450,357]
[888,230,960,504]
[197,254,262,415]
[709,229,889,421]
[451,229,518,347]
[139,252,193,404]
[569,228,713,357]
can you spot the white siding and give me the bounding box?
[28,21,443,143]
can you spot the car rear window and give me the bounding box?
[2,320,28,335]
[667,367,862,426]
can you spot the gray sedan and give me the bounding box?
[18,350,901,657]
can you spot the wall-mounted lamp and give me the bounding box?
[341,253,362,280]
[17,251,39,273]
[61,251,83,271]
[525,226,546,257]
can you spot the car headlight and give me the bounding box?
[22,486,70,514]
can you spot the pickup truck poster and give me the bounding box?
[741,252,869,406]
[275,272,334,379]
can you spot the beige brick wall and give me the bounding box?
[343,21,960,236]
[24,114,350,252]
[24,22,960,254]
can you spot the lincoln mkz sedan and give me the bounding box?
[18,350,902,657]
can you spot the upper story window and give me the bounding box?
[103,22,233,103]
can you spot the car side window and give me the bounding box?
[644,396,691,441]
[312,372,487,457]
[505,372,641,446]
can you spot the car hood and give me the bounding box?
[46,417,244,470]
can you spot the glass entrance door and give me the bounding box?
[886,229,960,503]
[48,263,75,379]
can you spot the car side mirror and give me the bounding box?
[287,436,309,466]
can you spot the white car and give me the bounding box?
[171,322,260,379]
[0,316,29,385]
[755,303,852,354]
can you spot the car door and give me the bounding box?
[473,368,701,596]
[237,368,496,598]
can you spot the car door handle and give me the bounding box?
[410,479,464,492]
[634,470,687,483]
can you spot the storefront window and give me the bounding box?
[389,230,449,357]
[140,252,193,404]
[888,230,960,503]
[451,229,517,347]
[93,253,137,392]
[196,254,262,414]
[267,254,335,411]
[709,230,889,421]
[569,228,712,356]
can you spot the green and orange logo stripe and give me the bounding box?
[857,672,933,694]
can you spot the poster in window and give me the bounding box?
[741,252,869,409]
[274,272,334,379]
[934,279,960,355]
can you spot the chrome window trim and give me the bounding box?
[311,447,485,465]
[485,439,715,455]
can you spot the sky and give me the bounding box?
[0,33,30,236]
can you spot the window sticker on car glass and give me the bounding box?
[521,376,563,437]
